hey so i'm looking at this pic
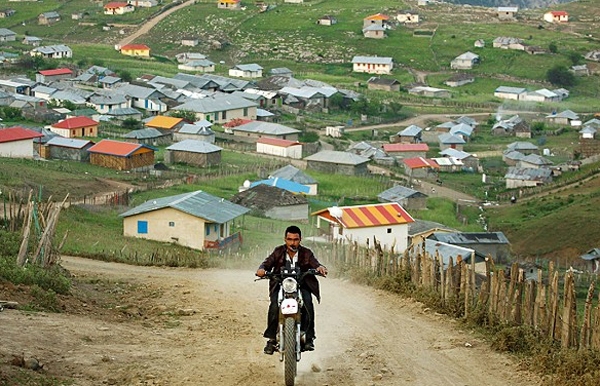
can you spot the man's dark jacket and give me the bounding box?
[259,244,323,302]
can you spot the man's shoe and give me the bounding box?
[304,340,315,351]
[264,339,277,355]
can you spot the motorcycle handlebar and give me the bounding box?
[254,268,324,281]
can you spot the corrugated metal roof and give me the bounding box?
[403,157,439,169]
[52,116,98,129]
[257,137,300,147]
[304,150,370,165]
[383,143,428,152]
[46,137,93,149]
[166,139,222,153]
[314,203,414,229]
[119,190,249,223]
[233,121,299,135]
[269,165,316,185]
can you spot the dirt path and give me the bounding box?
[1,256,541,385]
[117,0,196,47]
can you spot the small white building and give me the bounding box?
[256,137,302,159]
[312,203,415,251]
[229,64,263,78]
[351,56,393,75]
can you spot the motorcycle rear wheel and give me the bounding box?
[283,317,297,386]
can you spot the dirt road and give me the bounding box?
[117,0,196,47]
[1,256,541,385]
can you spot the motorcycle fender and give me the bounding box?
[281,298,298,315]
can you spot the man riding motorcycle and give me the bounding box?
[256,225,328,355]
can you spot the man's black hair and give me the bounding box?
[285,225,301,238]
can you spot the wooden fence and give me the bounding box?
[312,239,600,351]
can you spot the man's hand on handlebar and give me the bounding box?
[317,265,328,277]
[256,268,266,277]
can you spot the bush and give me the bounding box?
[490,325,540,354]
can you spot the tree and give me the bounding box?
[169,110,197,122]
[122,118,142,130]
[116,69,132,83]
[546,65,576,87]
[567,51,583,66]
[548,42,558,53]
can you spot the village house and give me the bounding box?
[304,150,370,176]
[390,125,423,144]
[99,75,123,89]
[112,83,169,114]
[491,115,531,138]
[579,126,596,140]
[145,115,186,133]
[120,190,249,251]
[174,121,215,143]
[580,248,600,274]
[383,143,428,159]
[123,128,171,146]
[231,121,300,141]
[38,11,61,25]
[0,28,16,42]
[181,37,199,47]
[438,133,466,151]
[231,184,308,221]
[544,11,568,23]
[277,86,336,111]
[585,50,600,62]
[450,52,479,70]
[351,56,394,75]
[35,68,73,83]
[546,110,579,126]
[317,15,337,26]
[497,6,518,20]
[30,45,73,59]
[408,86,451,99]
[363,13,391,28]
[367,77,400,92]
[49,116,99,138]
[269,164,318,195]
[22,36,42,46]
[439,148,479,171]
[88,93,129,114]
[41,137,94,162]
[104,2,135,15]
[0,9,16,18]
[172,93,257,124]
[377,185,427,211]
[432,156,464,173]
[178,59,216,72]
[504,166,552,189]
[493,37,524,50]
[164,139,222,167]
[444,73,475,87]
[312,202,415,251]
[570,64,589,77]
[87,139,155,171]
[363,24,386,39]
[119,44,150,57]
[494,86,526,100]
[256,137,302,159]
[403,157,439,179]
[229,64,263,78]
[127,0,158,7]
[396,10,419,24]
[429,232,511,264]
[217,0,241,10]
[0,127,43,158]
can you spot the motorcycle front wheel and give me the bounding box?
[283,317,297,386]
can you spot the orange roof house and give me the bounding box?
[87,139,155,170]
[119,44,150,57]
[402,157,439,179]
[50,116,99,138]
[217,0,241,10]
[104,2,135,15]
[36,68,74,83]
[544,11,568,23]
[312,202,415,251]
[145,115,185,131]
[363,13,390,28]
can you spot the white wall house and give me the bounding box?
[313,203,415,251]
[351,56,393,75]
[256,138,302,159]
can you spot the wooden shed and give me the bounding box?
[87,139,155,171]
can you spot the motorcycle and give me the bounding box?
[256,267,322,386]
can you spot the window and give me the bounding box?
[206,226,210,236]
[387,228,392,234]
[169,221,175,227]
[243,107,248,116]
[137,221,148,234]
[222,111,227,120]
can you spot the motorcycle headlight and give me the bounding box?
[282,278,297,294]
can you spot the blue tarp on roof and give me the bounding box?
[250,177,309,194]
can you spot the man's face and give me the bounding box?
[285,232,301,253]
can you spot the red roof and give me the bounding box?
[551,11,568,16]
[365,13,390,21]
[313,203,414,229]
[88,139,149,157]
[383,143,429,152]
[223,118,253,128]
[256,137,300,147]
[52,116,98,129]
[38,68,73,76]
[0,127,43,143]
[121,44,150,51]
[403,157,439,169]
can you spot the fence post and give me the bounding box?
[561,271,578,348]
[579,281,595,350]
[549,271,560,340]
[591,291,600,350]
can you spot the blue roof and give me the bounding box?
[250,177,309,194]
